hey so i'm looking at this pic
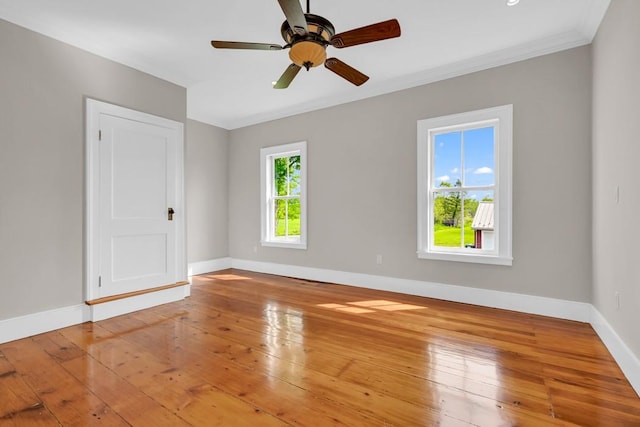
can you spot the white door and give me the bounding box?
[86,100,185,301]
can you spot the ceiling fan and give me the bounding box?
[211,0,401,89]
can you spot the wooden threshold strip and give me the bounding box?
[85,281,189,306]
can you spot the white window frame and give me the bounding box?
[260,141,307,249]
[417,105,513,266]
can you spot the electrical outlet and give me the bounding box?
[376,254,383,265]
[253,245,258,253]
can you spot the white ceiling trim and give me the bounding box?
[578,0,611,40]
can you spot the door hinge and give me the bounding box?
[98,130,102,141]
[98,276,102,287]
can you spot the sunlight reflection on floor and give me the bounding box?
[317,300,427,314]
[209,274,251,281]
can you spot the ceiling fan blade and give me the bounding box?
[211,41,284,50]
[324,58,369,86]
[274,63,302,89]
[278,0,308,35]
[331,19,401,48]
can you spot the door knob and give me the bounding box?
[168,207,175,221]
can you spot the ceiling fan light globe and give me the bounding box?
[289,41,326,68]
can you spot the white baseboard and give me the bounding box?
[231,259,591,322]
[590,307,640,397]
[188,257,232,277]
[1,258,638,396]
[89,285,187,322]
[0,304,91,345]
[183,282,192,298]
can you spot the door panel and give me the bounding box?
[112,234,167,281]
[112,130,168,219]
[98,114,177,298]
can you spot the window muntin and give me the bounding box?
[417,105,512,265]
[261,142,307,249]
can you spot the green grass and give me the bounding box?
[434,222,475,247]
[275,218,300,237]
[275,218,474,245]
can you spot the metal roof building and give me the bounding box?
[471,202,494,231]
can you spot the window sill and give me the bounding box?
[262,240,307,250]
[417,250,512,266]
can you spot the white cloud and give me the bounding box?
[474,166,493,174]
[450,167,459,173]
[437,175,450,182]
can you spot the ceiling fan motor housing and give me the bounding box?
[281,14,335,70]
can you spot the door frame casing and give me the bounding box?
[85,99,187,312]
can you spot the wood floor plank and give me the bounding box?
[167,294,555,419]
[156,270,640,424]
[62,317,378,426]
[173,285,549,398]
[0,337,129,426]
[90,313,400,426]
[60,353,190,427]
[548,381,640,426]
[0,350,58,426]
[1,268,638,426]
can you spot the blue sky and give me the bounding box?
[434,126,495,200]
[433,127,495,199]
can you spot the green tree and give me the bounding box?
[433,180,479,247]
[464,198,479,222]
[439,179,464,226]
[433,194,446,224]
[274,156,300,197]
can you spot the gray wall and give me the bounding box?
[592,0,640,358]
[186,119,229,263]
[0,19,186,320]
[229,46,593,302]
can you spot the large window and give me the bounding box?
[260,141,307,249]
[417,105,512,265]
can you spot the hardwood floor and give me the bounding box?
[1,269,639,426]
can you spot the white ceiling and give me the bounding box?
[0,0,610,129]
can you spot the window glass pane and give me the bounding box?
[287,199,301,237]
[288,155,301,195]
[434,131,462,188]
[463,127,495,187]
[274,157,288,196]
[433,191,464,247]
[432,128,497,250]
[274,199,287,237]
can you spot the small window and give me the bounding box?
[260,141,307,249]
[417,105,512,265]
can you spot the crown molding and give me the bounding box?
[192,29,592,130]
